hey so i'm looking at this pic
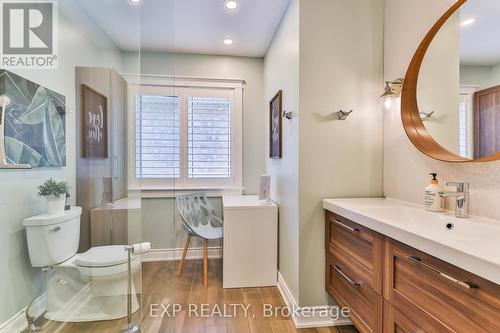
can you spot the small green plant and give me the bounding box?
[38,178,70,200]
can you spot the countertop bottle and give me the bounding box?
[425,173,444,212]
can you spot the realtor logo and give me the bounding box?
[1,0,58,69]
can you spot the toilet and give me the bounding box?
[23,207,140,322]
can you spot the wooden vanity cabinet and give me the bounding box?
[90,209,128,246]
[326,253,383,333]
[90,198,142,247]
[384,239,500,333]
[325,210,500,333]
[325,212,384,293]
[382,301,450,333]
[325,211,384,333]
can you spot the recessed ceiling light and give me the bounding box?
[461,17,478,27]
[224,0,238,11]
[128,0,141,4]
[224,38,233,45]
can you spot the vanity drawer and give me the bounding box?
[326,211,383,293]
[326,253,383,333]
[383,301,451,333]
[384,239,500,333]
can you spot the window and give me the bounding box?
[188,96,231,179]
[136,95,180,179]
[129,76,243,191]
[458,98,468,158]
[458,86,477,159]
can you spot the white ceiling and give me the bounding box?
[74,0,290,57]
[460,0,500,66]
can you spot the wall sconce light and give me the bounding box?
[381,78,404,109]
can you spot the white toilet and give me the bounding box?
[23,207,140,323]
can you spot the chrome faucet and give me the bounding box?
[439,182,469,218]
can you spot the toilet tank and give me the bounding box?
[23,207,82,267]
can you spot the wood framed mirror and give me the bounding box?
[401,0,500,162]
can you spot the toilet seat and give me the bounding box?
[75,245,137,268]
[56,245,140,279]
[75,245,140,279]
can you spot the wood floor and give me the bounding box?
[32,259,358,333]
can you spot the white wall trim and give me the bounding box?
[141,246,222,263]
[133,186,244,198]
[126,78,244,191]
[0,292,47,333]
[276,272,352,329]
[122,73,246,89]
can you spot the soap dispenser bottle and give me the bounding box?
[425,173,444,212]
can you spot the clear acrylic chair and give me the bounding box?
[175,192,223,286]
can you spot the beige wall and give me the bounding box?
[263,0,384,307]
[384,0,500,220]
[417,12,460,155]
[298,0,384,306]
[122,51,266,194]
[264,0,300,303]
[461,63,500,90]
[461,65,493,90]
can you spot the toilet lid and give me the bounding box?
[75,245,137,268]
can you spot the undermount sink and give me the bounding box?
[359,205,494,242]
[323,198,500,285]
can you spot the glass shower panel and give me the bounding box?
[135,1,180,332]
[0,0,142,331]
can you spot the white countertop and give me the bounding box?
[323,198,500,285]
[223,195,277,210]
[91,197,141,212]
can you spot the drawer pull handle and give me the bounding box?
[334,265,360,286]
[408,256,478,289]
[333,219,360,233]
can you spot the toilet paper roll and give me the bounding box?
[132,242,151,254]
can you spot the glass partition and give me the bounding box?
[1,0,289,332]
[0,0,143,331]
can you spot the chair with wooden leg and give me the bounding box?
[175,193,223,287]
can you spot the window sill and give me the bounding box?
[128,186,245,198]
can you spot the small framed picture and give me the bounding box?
[269,90,283,159]
[81,84,108,159]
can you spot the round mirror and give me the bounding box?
[402,0,500,162]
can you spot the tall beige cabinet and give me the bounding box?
[75,67,129,252]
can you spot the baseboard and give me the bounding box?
[276,272,352,329]
[0,292,47,333]
[141,246,222,263]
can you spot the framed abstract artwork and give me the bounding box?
[0,70,66,168]
[81,84,108,159]
[269,90,282,159]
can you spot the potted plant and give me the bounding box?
[38,178,71,215]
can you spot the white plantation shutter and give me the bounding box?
[136,95,180,179]
[130,77,242,189]
[459,100,468,158]
[188,96,231,179]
